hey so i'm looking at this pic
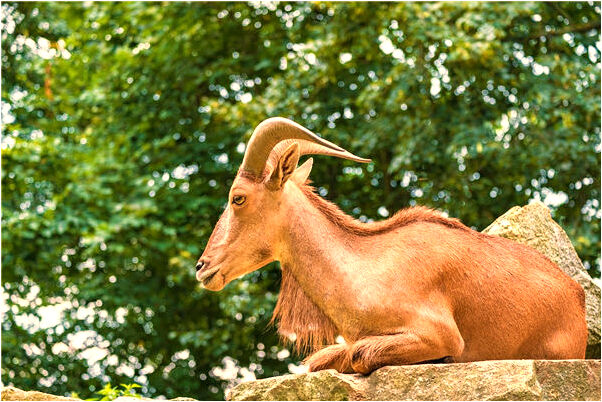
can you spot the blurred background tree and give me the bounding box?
[2,2,600,400]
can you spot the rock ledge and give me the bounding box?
[0,386,198,401]
[228,360,601,401]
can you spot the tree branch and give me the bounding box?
[527,21,601,40]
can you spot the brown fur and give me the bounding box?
[199,134,588,375]
[301,184,472,235]
[271,184,477,354]
[271,265,338,354]
[237,167,269,183]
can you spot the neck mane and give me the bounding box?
[299,184,470,235]
[271,265,338,353]
[271,183,472,353]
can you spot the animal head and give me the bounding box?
[196,117,370,291]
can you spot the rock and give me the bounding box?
[227,360,601,401]
[226,369,364,401]
[1,386,81,401]
[0,386,200,401]
[483,202,601,358]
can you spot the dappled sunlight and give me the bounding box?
[2,2,600,400]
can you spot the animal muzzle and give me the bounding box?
[195,259,220,285]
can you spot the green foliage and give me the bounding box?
[71,382,142,401]
[92,383,142,401]
[2,2,600,400]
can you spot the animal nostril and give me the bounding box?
[196,261,205,272]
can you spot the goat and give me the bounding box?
[196,117,587,374]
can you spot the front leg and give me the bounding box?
[304,343,353,373]
[350,326,464,375]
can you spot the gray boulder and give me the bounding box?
[0,386,81,401]
[228,360,601,401]
[0,386,199,401]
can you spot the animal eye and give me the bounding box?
[232,195,246,206]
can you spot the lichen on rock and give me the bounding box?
[0,387,199,401]
[1,386,81,401]
[228,360,601,401]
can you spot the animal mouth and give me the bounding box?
[196,266,220,285]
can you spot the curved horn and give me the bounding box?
[266,139,371,173]
[240,117,370,177]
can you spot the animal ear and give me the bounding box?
[267,143,300,190]
[291,157,313,184]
